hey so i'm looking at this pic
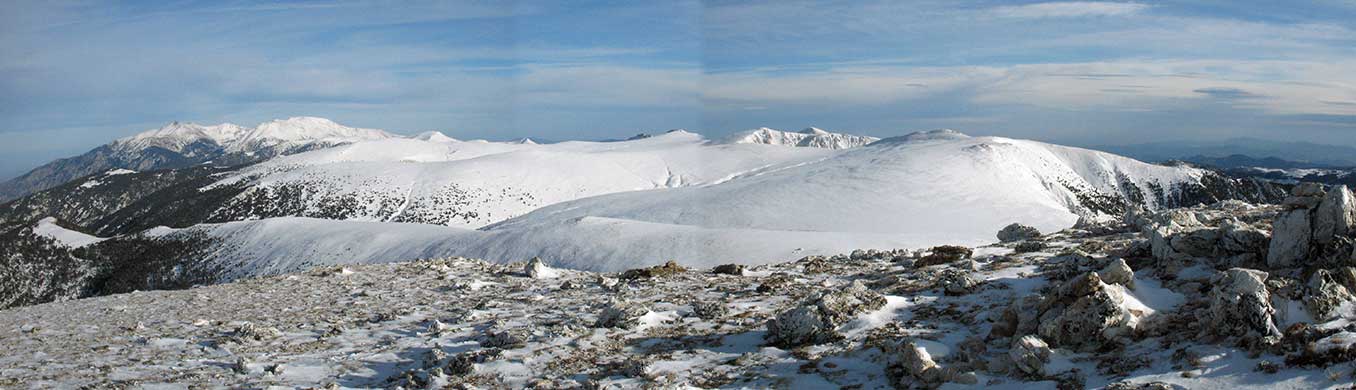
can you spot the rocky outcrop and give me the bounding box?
[998,223,1042,243]
[1314,185,1356,244]
[1036,273,1142,351]
[1268,209,1312,268]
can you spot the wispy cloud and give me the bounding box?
[988,2,1149,19]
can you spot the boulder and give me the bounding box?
[1219,220,1268,254]
[1267,209,1312,269]
[990,295,1044,339]
[937,268,980,296]
[1010,335,1053,376]
[917,245,973,267]
[1038,277,1139,351]
[620,260,687,280]
[1314,185,1356,244]
[766,281,885,346]
[1098,258,1136,289]
[896,340,945,385]
[711,264,745,276]
[524,257,560,279]
[1207,268,1282,347]
[998,223,1042,243]
[692,300,729,320]
[595,301,648,329]
[1171,228,1221,257]
[1304,269,1356,321]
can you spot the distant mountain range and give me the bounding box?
[1094,138,1356,168]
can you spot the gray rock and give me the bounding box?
[1304,269,1356,321]
[937,269,980,296]
[1098,258,1135,289]
[1010,335,1052,376]
[766,281,885,346]
[480,327,529,349]
[692,300,729,320]
[1293,182,1327,197]
[1266,209,1312,269]
[998,223,1042,243]
[1170,228,1220,258]
[524,257,559,279]
[1314,185,1356,244]
[1219,219,1268,254]
[897,340,944,384]
[1207,268,1281,347]
[595,302,648,329]
[1038,278,1138,351]
[711,264,745,276]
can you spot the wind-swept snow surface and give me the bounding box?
[462,131,1206,270]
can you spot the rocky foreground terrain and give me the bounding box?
[2,184,1355,389]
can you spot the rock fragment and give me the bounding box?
[1009,335,1052,376]
[711,264,745,276]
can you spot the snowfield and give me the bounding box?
[141,128,1224,273]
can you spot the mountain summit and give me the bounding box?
[0,117,396,202]
[721,127,880,149]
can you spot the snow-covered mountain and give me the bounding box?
[722,127,880,149]
[0,117,397,202]
[200,130,834,228]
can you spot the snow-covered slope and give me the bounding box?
[119,130,1257,275]
[453,130,1210,270]
[722,127,880,149]
[31,217,104,248]
[204,131,836,228]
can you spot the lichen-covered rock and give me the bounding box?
[1170,228,1220,258]
[1219,219,1268,254]
[1038,277,1139,351]
[1014,241,1047,253]
[937,268,979,296]
[595,301,648,329]
[814,281,887,325]
[1267,209,1312,269]
[990,295,1044,339]
[711,263,745,276]
[1097,258,1135,289]
[766,281,885,347]
[1304,269,1356,321]
[1314,185,1356,244]
[620,260,687,280]
[1207,268,1282,347]
[692,300,729,320]
[998,223,1042,243]
[480,326,529,349]
[1010,335,1052,376]
[917,245,973,267]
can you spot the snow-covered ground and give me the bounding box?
[4,202,1354,389]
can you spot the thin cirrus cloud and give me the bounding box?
[987,1,1150,18]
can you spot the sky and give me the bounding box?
[1,0,1355,180]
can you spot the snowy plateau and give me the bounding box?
[6,118,1356,389]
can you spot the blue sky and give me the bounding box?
[2,0,1355,179]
